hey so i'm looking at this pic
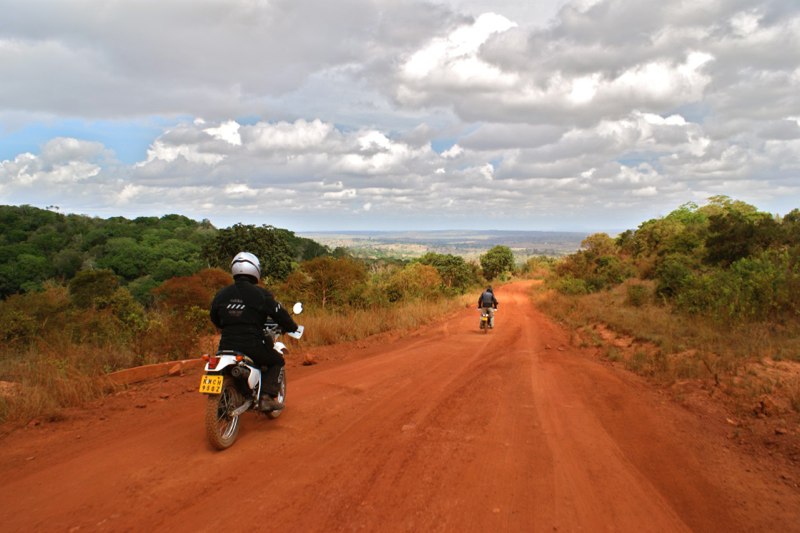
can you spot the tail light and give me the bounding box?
[207,356,220,370]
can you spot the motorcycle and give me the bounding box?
[200,302,304,450]
[479,307,496,333]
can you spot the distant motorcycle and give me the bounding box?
[479,308,497,333]
[200,302,304,450]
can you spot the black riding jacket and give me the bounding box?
[210,277,298,352]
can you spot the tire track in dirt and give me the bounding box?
[0,281,798,532]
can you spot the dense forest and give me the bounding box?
[0,205,328,301]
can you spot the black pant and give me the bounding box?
[219,336,285,396]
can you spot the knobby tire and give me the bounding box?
[205,376,242,450]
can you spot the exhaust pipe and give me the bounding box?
[230,365,251,379]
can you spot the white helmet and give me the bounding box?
[230,252,261,282]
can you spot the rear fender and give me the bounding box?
[248,366,262,392]
[205,356,261,395]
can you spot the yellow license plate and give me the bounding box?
[199,374,223,394]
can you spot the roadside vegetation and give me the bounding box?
[0,205,517,425]
[534,196,800,417]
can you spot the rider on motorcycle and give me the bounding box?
[210,252,298,411]
[477,286,499,328]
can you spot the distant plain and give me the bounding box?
[299,230,588,260]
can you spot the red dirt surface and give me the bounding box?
[1,281,799,532]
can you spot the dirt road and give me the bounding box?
[1,281,798,532]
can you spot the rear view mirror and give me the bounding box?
[292,302,303,315]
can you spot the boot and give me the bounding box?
[260,394,284,411]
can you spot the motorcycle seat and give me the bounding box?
[216,350,255,365]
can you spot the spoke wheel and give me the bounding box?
[205,376,242,450]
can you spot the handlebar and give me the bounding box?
[263,301,304,340]
[287,325,304,339]
[264,321,304,340]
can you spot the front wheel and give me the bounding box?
[205,376,243,450]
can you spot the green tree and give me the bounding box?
[554,233,635,292]
[275,228,331,261]
[286,256,366,308]
[418,252,476,292]
[150,238,203,281]
[480,245,515,280]
[0,205,216,296]
[202,224,297,283]
[705,209,779,267]
[52,249,84,279]
[16,254,51,292]
[782,209,800,246]
[628,207,707,260]
[96,237,155,280]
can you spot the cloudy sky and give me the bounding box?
[1,0,798,232]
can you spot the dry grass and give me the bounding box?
[535,280,800,363]
[0,342,123,425]
[0,294,473,426]
[788,378,800,412]
[532,280,800,414]
[299,294,473,347]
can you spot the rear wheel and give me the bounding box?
[266,368,286,419]
[205,376,243,450]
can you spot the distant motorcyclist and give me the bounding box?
[477,286,498,328]
[210,252,298,411]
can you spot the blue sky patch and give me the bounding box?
[0,118,180,164]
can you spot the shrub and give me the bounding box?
[127,275,159,306]
[152,268,229,311]
[385,263,443,301]
[592,255,635,289]
[676,250,800,322]
[655,254,696,299]
[418,252,477,293]
[553,233,635,292]
[0,306,37,343]
[625,282,650,307]
[522,256,555,279]
[97,287,147,336]
[68,269,119,308]
[285,256,367,309]
[554,276,589,295]
[0,284,72,344]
